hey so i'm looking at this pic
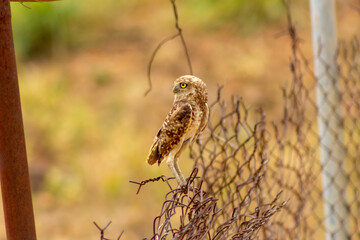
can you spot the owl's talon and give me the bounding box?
[178,184,188,193]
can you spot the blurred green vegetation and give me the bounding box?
[11,1,78,60]
[183,0,284,32]
[11,0,128,60]
[11,0,284,61]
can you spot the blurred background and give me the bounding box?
[0,0,358,239]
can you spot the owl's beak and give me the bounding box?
[172,86,180,93]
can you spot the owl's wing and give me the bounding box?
[146,101,192,165]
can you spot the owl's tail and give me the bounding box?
[146,152,157,165]
[146,142,161,166]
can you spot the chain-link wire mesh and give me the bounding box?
[260,36,360,239]
[185,34,360,239]
[194,39,359,240]
[189,89,287,240]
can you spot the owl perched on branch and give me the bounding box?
[146,75,209,187]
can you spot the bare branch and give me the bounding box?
[145,0,193,96]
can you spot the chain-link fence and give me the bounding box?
[134,37,359,240]
[188,38,359,240]
[260,37,360,239]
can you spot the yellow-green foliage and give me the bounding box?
[182,0,284,32]
[11,0,284,60]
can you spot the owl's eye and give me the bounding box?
[180,83,188,88]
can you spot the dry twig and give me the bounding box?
[145,0,193,96]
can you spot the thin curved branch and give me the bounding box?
[145,0,193,96]
[145,33,180,96]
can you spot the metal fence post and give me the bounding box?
[309,0,349,239]
[0,0,37,239]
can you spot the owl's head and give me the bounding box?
[172,75,208,103]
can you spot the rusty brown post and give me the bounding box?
[0,0,37,239]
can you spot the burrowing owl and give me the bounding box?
[146,75,209,187]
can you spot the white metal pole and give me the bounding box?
[309,0,349,239]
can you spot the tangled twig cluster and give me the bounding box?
[140,167,285,240]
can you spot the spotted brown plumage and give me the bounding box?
[147,101,192,165]
[146,75,209,187]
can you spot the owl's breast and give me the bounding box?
[184,105,203,142]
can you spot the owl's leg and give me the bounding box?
[166,156,186,187]
[172,139,191,187]
[174,157,186,186]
